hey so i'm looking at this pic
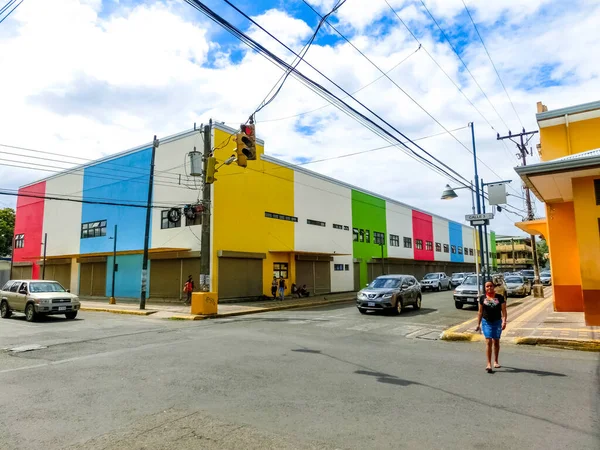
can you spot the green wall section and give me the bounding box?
[490,231,497,270]
[351,190,387,288]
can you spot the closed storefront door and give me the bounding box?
[296,260,331,295]
[149,259,181,299]
[218,258,263,299]
[45,264,71,289]
[12,265,32,280]
[181,258,201,293]
[79,262,107,297]
[353,262,361,291]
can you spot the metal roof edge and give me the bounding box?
[19,128,202,189]
[536,100,600,121]
[261,154,476,230]
[514,152,600,176]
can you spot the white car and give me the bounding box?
[420,272,451,291]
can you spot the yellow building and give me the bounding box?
[515,100,600,326]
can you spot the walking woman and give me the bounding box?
[475,281,507,373]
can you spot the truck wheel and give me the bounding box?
[25,303,37,322]
[0,301,11,319]
[454,301,464,309]
[65,311,78,320]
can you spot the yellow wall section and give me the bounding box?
[539,117,600,161]
[572,177,600,291]
[212,127,295,297]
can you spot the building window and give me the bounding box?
[161,209,181,229]
[404,237,412,248]
[435,242,441,252]
[307,219,326,227]
[265,211,298,222]
[426,241,433,251]
[365,230,370,243]
[343,225,349,231]
[469,248,473,256]
[390,234,400,247]
[359,229,364,242]
[273,262,288,279]
[185,212,202,227]
[444,244,449,253]
[334,264,344,271]
[14,234,24,249]
[353,228,359,241]
[81,220,107,239]
[344,264,350,271]
[333,224,343,230]
[594,179,600,205]
[416,239,423,250]
[374,231,385,245]
[451,245,456,254]
[458,246,463,255]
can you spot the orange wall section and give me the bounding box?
[545,202,583,312]
[211,126,295,298]
[572,177,600,325]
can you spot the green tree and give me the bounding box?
[0,208,15,256]
[537,239,549,269]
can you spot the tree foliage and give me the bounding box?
[537,239,549,268]
[0,208,15,257]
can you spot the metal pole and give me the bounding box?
[110,224,117,305]
[481,179,490,282]
[470,123,485,290]
[42,233,47,280]
[199,122,212,292]
[140,135,158,310]
[9,235,14,280]
[512,238,515,272]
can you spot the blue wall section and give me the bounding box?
[80,149,152,254]
[106,255,147,298]
[449,222,464,263]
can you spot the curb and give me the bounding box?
[514,337,600,352]
[212,297,355,318]
[80,307,157,316]
[440,331,476,342]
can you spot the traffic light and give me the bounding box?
[205,156,217,184]
[235,133,248,168]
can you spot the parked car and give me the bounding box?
[540,270,552,286]
[450,272,467,287]
[0,280,80,322]
[453,274,481,309]
[356,275,422,315]
[504,275,532,297]
[520,269,535,283]
[420,272,451,291]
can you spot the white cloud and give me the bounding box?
[0,0,598,236]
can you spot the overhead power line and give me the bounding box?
[461,0,525,128]
[0,0,23,25]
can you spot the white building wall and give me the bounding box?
[462,226,476,263]
[385,201,413,259]
[293,171,353,292]
[432,217,451,262]
[151,133,204,251]
[43,173,83,257]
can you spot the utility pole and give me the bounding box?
[42,233,47,280]
[470,123,486,293]
[140,135,159,310]
[481,179,490,281]
[109,224,118,305]
[511,238,516,273]
[199,121,212,292]
[497,129,541,285]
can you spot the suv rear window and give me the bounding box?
[9,282,19,292]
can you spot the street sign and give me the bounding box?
[465,213,494,221]
[470,219,489,226]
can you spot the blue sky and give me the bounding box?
[0,0,599,235]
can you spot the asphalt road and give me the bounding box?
[1,293,598,450]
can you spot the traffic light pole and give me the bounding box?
[199,121,212,292]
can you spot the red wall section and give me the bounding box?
[412,210,434,261]
[14,182,46,279]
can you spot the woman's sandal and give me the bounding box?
[486,367,493,373]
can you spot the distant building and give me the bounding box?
[495,236,533,272]
[13,123,486,300]
[515,100,600,326]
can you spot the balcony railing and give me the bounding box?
[498,258,533,265]
[496,244,532,252]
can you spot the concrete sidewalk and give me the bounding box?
[80,292,356,320]
[441,287,600,351]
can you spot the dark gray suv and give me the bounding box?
[356,275,422,315]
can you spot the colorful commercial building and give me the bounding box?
[14,123,484,300]
[516,100,600,325]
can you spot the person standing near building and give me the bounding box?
[475,281,507,373]
[183,275,194,305]
[271,276,277,299]
[278,276,286,301]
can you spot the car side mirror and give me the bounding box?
[401,283,408,290]
[67,289,70,293]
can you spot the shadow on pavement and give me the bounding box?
[4,314,82,324]
[501,366,567,377]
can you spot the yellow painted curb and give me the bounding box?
[440,332,476,342]
[80,307,156,316]
[515,337,600,352]
[167,314,206,321]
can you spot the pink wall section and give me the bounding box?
[412,210,434,261]
[14,182,46,279]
